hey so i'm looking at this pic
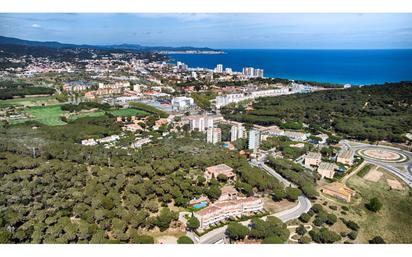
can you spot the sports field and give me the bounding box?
[26,105,67,126]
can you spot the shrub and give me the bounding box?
[348,231,358,240]
[369,236,386,244]
[325,214,337,225]
[296,225,307,236]
[262,236,284,244]
[329,205,337,211]
[311,204,324,214]
[299,213,311,223]
[177,236,194,244]
[298,236,312,244]
[342,219,359,231]
[365,197,383,212]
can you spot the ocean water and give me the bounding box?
[169,49,412,85]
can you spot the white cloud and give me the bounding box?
[31,23,40,28]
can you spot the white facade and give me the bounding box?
[254,69,264,78]
[207,127,222,144]
[242,67,254,77]
[215,88,290,109]
[248,129,261,151]
[215,64,223,73]
[230,124,247,142]
[194,197,264,229]
[171,96,195,111]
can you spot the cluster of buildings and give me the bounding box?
[62,81,93,92]
[214,87,291,109]
[81,134,120,147]
[171,96,195,111]
[191,164,264,229]
[304,149,355,179]
[242,67,264,78]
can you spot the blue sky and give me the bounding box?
[0,13,412,49]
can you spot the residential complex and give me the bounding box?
[204,164,236,180]
[317,162,338,179]
[230,123,247,142]
[207,127,222,144]
[337,150,354,165]
[194,197,264,229]
[248,129,261,151]
[171,96,195,111]
[305,152,322,166]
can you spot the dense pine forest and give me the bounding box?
[221,82,412,143]
[0,117,287,243]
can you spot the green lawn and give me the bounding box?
[26,105,66,126]
[347,170,412,243]
[0,96,59,107]
[68,108,148,122]
[68,111,106,122]
[110,108,148,117]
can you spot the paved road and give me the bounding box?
[341,140,412,188]
[197,195,311,244]
[194,158,312,244]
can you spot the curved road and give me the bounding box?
[341,140,412,188]
[190,159,312,244]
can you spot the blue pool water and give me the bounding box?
[193,201,207,209]
[169,49,412,85]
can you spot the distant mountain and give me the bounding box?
[0,35,220,52]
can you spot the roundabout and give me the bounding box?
[341,140,412,188]
[357,148,409,163]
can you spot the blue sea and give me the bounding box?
[169,49,412,85]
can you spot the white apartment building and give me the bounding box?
[215,93,246,109]
[215,64,223,73]
[254,69,264,78]
[171,96,195,111]
[207,127,222,144]
[214,88,290,109]
[284,131,307,141]
[230,124,247,142]
[188,115,210,132]
[248,129,261,151]
[242,67,254,77]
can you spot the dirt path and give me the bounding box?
[342,161,366,185]
[288,224,313,242]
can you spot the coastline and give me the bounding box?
[168,49,412,85]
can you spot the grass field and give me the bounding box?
[346,170,412,243]
[68,111,106,122]
[0,96,59,107]
[26,105,67,126]
[67,108,148,122]
[110,108,148,117]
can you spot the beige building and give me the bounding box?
[304,152,322,166]
[321,182,355,202]
[337,150,354,165]
[219,186,239,201]
[194,197,264,229]
[205,164,236,180]
[317,162,337,179]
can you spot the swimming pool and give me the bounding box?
[193,201,207,209]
